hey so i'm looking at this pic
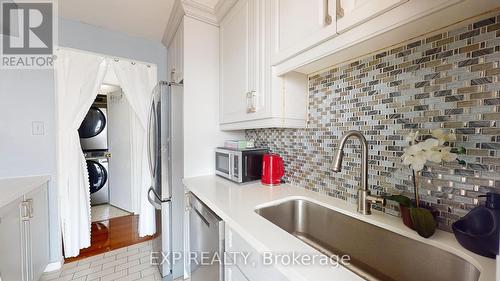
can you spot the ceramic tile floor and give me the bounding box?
[91,204,132,222]
[40,241,178,281]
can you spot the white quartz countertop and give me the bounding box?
[183,175,496,281]
[0,175,50,208]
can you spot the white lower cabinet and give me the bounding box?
[225,226,289,281]
[28,186,49,281]
[225,262,249,281]
[0,184,49,281]
[0,196,25,281]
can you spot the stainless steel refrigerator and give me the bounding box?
[147,81,184,281]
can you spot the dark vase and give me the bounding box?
[399,202,439,231]
[399,204,415,230]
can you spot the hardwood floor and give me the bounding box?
[65,214,157,263]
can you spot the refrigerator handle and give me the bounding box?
[147,187,162,210]
[147,99,155,178]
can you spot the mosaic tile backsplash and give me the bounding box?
[247,13,500,231]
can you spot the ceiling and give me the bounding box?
[59,0,176,42]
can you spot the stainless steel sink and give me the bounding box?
[255,198,480,281]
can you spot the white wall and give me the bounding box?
[0,68,56,178]
[59,18,167,79]
[107,90,134,213]
[0,19,168,265]
[183,16,244,178]
[0,61,58,264]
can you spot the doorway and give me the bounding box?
[81,83,136,224]
[55,48,158,261]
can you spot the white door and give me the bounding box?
[220,0,260,124]
[271,0,337,64]
[336,0,408,33]
[107,90,134,212]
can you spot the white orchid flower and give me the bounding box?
[402,142,427,171]
[440,146,458,162]
[402,150,427,171]
[405,131,419,144]
[447,133,457,142]
[425,149,442,163]
[431,129,456,145]
[431,129,446,145]
[422,138,439,149]
[402,130,459,172]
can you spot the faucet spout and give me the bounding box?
[332,130,384,215]
[332,130,369,191]
[332,150,343,172]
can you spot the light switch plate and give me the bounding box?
[32,121,44,136]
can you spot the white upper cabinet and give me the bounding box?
[274,0,500,75]
[218,0,500,130]
[220,0,262,124]
[271,0,337,64]
[167,22,184,83]
[336,0,408,33]
[219,0,308,130]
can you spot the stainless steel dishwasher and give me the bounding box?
[188,193,225,281]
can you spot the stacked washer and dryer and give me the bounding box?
[79,100,110,206]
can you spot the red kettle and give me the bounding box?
[261,153,284,186]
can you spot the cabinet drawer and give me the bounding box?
[225,227,288,281]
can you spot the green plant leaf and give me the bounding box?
[458,147,466,154]
[410,207,437,238]
[386,195,412,207]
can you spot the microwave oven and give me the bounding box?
[215,147,268,183]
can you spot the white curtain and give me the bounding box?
[55,49,109,257]
[112,60,157,237]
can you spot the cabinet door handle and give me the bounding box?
[170,68,176,82]
[323,0,333,25]
[246,91,257,113]
[185,193,191,212]
[246,92,252,113]
[20,201,30,221]
[27,199,33,219]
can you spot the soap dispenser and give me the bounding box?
[452,192,500,258]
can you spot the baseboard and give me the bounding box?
[44,260,62,272]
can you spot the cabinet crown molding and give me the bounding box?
[162,0,237,46]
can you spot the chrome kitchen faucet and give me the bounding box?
[332,130,385,215]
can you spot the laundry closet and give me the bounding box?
[78,57,147,223]
[79,80,135,222]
